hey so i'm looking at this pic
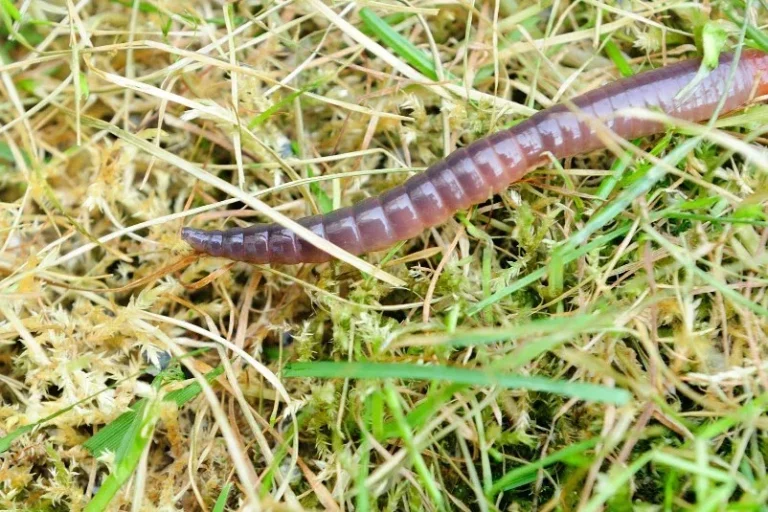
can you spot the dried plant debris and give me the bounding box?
[1,0,768,510]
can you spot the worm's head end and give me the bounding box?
[181,227,208,253]
[747,49,768,96]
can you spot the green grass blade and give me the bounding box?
[84,398,159,511]
[248,84,316,130]
[660,212,768,227]
[721,4,768,52]
[594,148,633,200]
[306,167,334,214]
[83,366,224,456]
[212,483,233,512]
[583,452,654,512]
[108,0,160,14]
[358,8,440,81]
[598,133,673,200]
[283,362,631,405]
[357,395,375,512]
[419,312,613,347]
[0,424,36,454]
[469,266,547,315]
[695,394,768,440]
[380,382,465,440]
[489,437,600,495]
[651,451,733,483]
[602,38,634,77]
[0,0,21,22]
[468,223,633,314]
[383,383,444,508]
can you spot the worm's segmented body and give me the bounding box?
[183,50,768,264]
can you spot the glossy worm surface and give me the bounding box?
[183,50,768,264]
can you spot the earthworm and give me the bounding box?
[182,49,768,264]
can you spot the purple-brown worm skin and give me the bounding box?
[182,50,768,264]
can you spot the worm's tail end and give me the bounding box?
[182,227,214,255]
[181,225,279,263]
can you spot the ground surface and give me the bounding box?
[1,0,768,510]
